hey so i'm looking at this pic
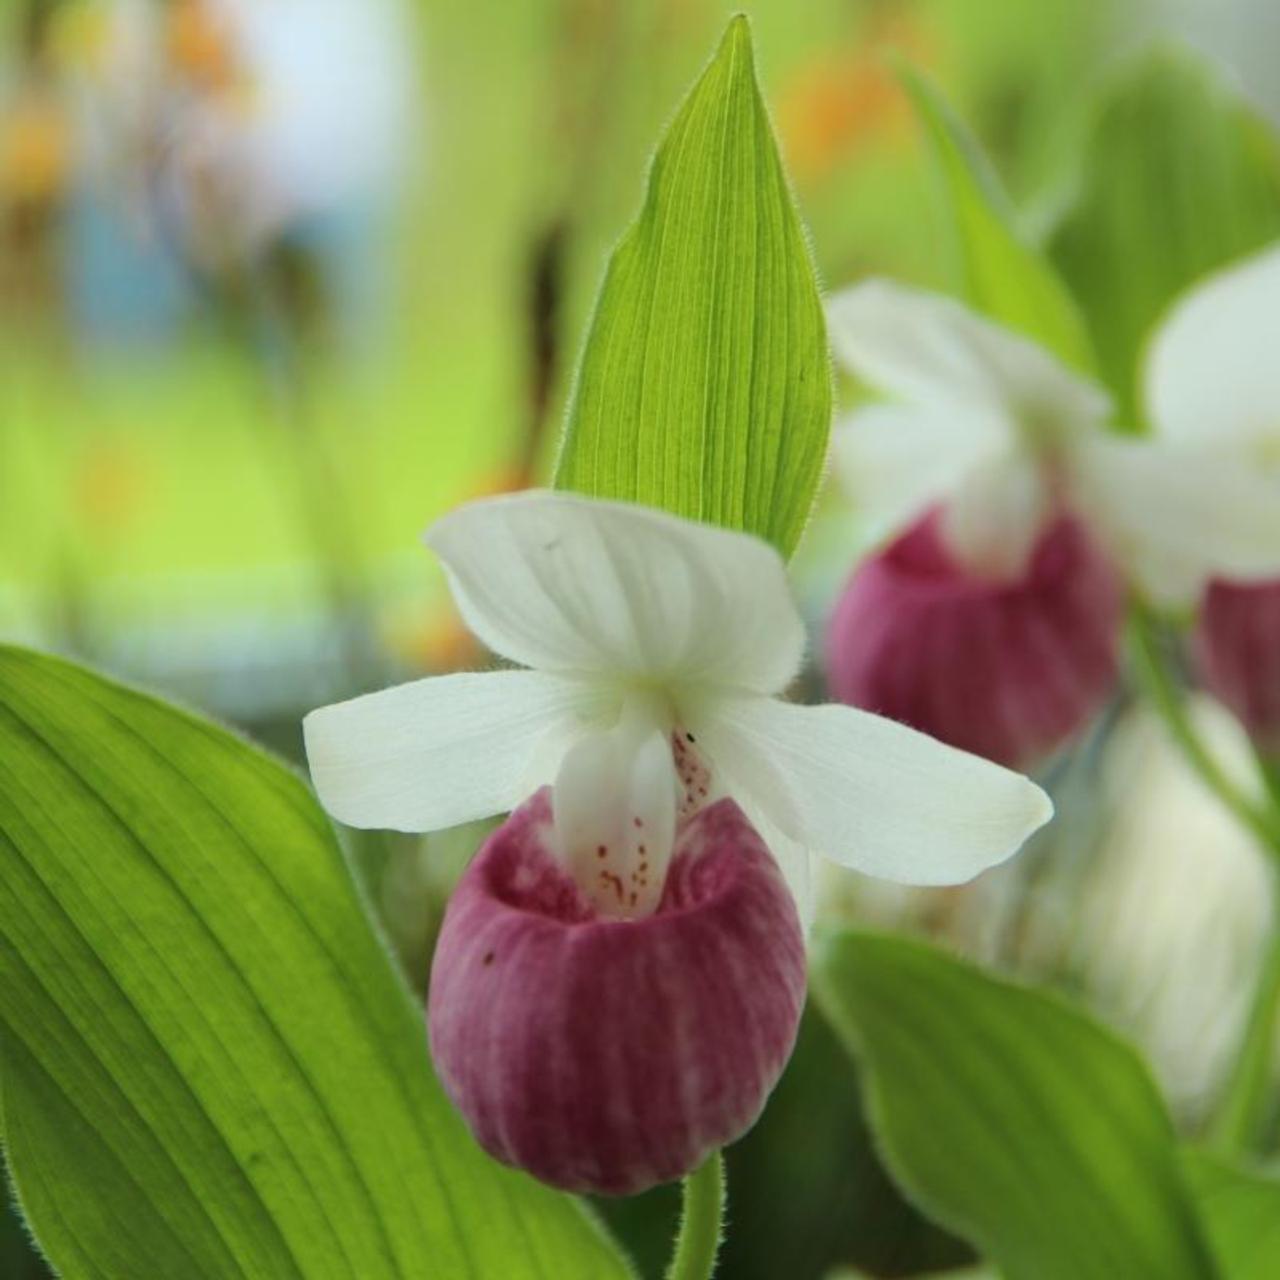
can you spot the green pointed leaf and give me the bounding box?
[1051,47,1280,423]
[553,15,830,559]
[1184,1152,1280,1280]
[899,64,1094,374]
[0,646,631,1280]
[812,931,1217,1280]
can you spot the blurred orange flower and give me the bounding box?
[1,95,69,203]
[167,0,239,94]
[775,15,935,186]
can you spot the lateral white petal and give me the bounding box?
[828,279,1110,426]
[1146,243,1280,447]
[303,670,604,832]
[694,695,1052,885]
[1075,437,1280,606]
[830,404,1008,545]
[426,491,805,694]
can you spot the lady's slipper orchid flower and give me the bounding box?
[304,491,1051,1193]
[826,279,1280,603]
[1194,578,1280,757]
[825,508,1122,768]
[1144,244,1280,755]
[306,491,1051,905]
[428,788,808,1194]
[823,278,1280,766]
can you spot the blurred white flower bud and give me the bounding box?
[1073,695,1274,1117]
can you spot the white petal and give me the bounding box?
[425,491,805,694]
[827,279,1110,426]
[830,404,1009,545]
[303,670,605,832]
[553,716,677,920]
[1074,437,1280,605]
[1145,243,1280,448]
[692,695,1053,886]
[940,452,1050,580]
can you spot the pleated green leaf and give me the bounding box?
[812,931,1217,1280]
[1184,1152,1280,1280]
[0,646,631,1280]
[899,64,1094,374]
[554,15,830,559]
[1051,47,1280,423]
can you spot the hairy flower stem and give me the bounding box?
[664,1153,726,1280]
[1128,603,1280,1156]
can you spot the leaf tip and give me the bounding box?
[721,12,754,62]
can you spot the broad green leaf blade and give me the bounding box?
[830,1270,996,1280]
[899,64,1094,374]
[1051,47,1280,423]
[553,15,831,559]
[1184,1152,1280,1280]
[0,646,631,1280]
[812,931,1217,1280]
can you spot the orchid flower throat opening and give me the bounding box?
[1253,430,1280,469]
[551,686,722,921]
[1014,395,1080,463]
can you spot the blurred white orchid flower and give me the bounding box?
[1146,245,1280,751]
[304,491,1051,917]
[1146,242,1280,489]
[1075,696,1274,1115]
[827,273,1280,604]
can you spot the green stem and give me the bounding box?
[664,1153,725,1280]
[1127,606,1280,856]
[1209,926,1280,1156]
[1259,752,1280,817]
[1127,603,1280,1155]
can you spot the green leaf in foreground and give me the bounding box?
[554,15,830,559]
[898,63,1094,375]
[1051,46,1280,423]
[0,1176,45,1280]
[0,646,630,1280]
[1184,1151,1280,1280]
[830,1269,995,1280]
[812,930,1216,1280]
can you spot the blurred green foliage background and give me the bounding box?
[2,0,1129,720]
